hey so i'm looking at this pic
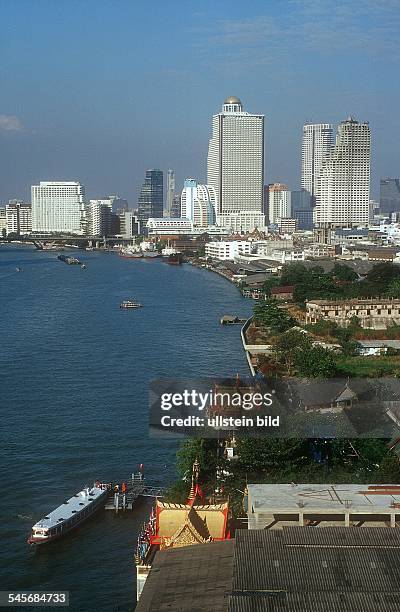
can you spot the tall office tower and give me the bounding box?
[170,194,181,218]
[137,169,163,225]
[166,169,175,216]
[314,117,371,228]
[380,178,400,214]
[108,195,129,215]
[301,123,334,207]
[87,199,119,236]
[6,200,32,235]
[180,179,217,226]
[291,189,314,230]
[207,96,265,233]
[267,183,291,225]
[31,181,86,234]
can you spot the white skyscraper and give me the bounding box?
[207,96,265,233]
[180,179,217,226]
[314,117,371,228]
[301,123,334,207]
[31,181,86,234]
[166,169,175,216]
[267,184,291,225]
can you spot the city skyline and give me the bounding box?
[0,0,399,204]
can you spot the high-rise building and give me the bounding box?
[207,96,265,233]
[166,169,175,216]
[108,195,129,215]
[380,178,400,214]
[314,117,371,228]
[181,179,217,226]
[291,189,313,230]
[87,199,119,236]
[301,123,334,207]
[31,181,86,234]
[170,194,181,218]
[137,169,163,225]
[118,211,140,238]
[6,200,32,235]
[267,184,291,225]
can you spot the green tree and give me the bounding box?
[294,345,337,378]
[272,329,311,375]
[236,437,307,474]
[331,262,358,282]
[386,279,400,299]
[377,452,400,482]
[366,262,400,287]
[176,438,220,481]
[253,300,295,334]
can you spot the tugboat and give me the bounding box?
[120,300,142,309]
[27,483,109,545]
[57,254,81,265]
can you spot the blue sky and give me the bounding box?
[0,0,399,203]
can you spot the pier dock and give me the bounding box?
[104,473,166,512]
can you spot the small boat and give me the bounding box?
[120,300,142,309]
[27,483,108,545]
[16,267,22,272]
[57,254,81,265]
[81,264,86,269]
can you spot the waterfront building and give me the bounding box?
[87,199,119,236]
[207,96,265,233]
[118,210,140,238]
[205,240,252,261]
[180,179,217,226]
[137,527,400,611]
[146,217,193,236]
[135,460,230,602]
[31,181,86,235]
[314,117,371,228]
[6,200,32,235]
[138,169,163,225]
[267,183,291,225]
[165,169,175,216]
[248,483,400,529]
[301,123,334,207]
[0,207,7,235]
[380,178,400,214]
[306,297,400,329]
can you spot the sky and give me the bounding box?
[0,0,399,204]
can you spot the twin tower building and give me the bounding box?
[186,96,371,233]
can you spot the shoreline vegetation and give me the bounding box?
[167,260,400,522]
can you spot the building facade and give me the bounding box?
[118,211,140,238]
[301,123,334,207]
[380,178,400,215]
[87,199,120,236]
[314,118,371,228]
[267,183,291,225]
[137,169,163,225]
[306,297,400,329]
[31,181,86,235]
[6,200,32,235]
[180,179,217,226]
[205,240,252,261]
[207,96,265,233]
[165,169,175,217]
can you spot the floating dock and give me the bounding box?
[104,473,166,512]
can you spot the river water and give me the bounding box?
[0,244,252,611]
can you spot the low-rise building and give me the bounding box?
[205,240,252,261]
[306,298,400,329]
[271,285,294,300]
[146,217,193,235]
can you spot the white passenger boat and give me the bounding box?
[28,484,109,545]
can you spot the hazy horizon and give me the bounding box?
[1,0,399,205]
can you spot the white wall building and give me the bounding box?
[6,200,32,235]
[87,199,113,236]
[207,96,265,233]
[119,211,140,238]
[31,181,86,234]
[146,217,193,236]
[0,208,7,235]
[205,240,252,261]
[314,118,371,228]
[181,179,217,226]
[268,184,291,225]
[301,123,334,207]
